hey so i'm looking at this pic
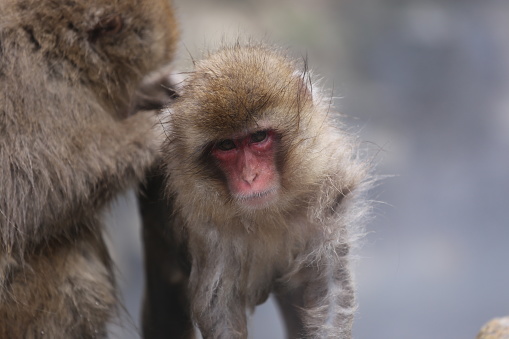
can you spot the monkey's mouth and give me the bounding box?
[234,187,278,209]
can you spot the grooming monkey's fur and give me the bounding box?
[161,44,370,339]
[0,0,177,337]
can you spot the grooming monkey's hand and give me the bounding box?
[130,64,179,115]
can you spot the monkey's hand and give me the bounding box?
[130,64,181,114]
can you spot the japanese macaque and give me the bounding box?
[0,0,178,337]
[160,44,370,339]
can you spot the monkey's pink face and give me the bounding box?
[211,130,280,209]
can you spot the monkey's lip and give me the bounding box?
[234,187,278,208]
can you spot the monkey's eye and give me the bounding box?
[250,131,267,143]
[88,15,123,43]
[216,139,236,151]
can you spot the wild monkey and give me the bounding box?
[161,44,370,339]
[0,0,178,337]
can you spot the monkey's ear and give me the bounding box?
[87,15,123,43]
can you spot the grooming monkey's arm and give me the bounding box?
[0,110,161,252]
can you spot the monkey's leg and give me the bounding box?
[0,228,116,339]
[139,169,195,339]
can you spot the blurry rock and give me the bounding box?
[477,317,509,339]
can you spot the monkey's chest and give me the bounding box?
[240,236,307,306]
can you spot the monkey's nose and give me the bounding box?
[242,171,258,185]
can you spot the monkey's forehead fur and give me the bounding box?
[172,44,320,138]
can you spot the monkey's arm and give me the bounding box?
[0,108,160,254]
[276,252,355,339]
[192,281,249,339]
[185,242,249,339]
[304,253,355,339]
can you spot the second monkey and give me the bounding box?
[160,43,370,339]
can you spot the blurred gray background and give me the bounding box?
[106,0,509,338]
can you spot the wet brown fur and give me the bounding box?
[161,44,370,339]
[0,0,178,337]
